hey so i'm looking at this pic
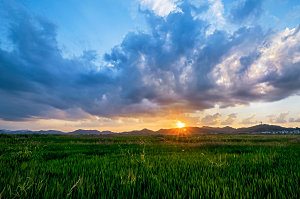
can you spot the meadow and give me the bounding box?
[0,133,299,198]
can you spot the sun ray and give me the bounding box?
[176,121,185,128]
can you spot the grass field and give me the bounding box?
[0,133,299,198]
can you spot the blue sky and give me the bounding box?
[3,0,147,59]
[0,0,300,131]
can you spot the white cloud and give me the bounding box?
[200,0,226,35]
[213,24,300,105]
[139,0,181,17]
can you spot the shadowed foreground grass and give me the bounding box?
[0,134,299,198]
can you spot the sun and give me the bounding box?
[176,121,185,128]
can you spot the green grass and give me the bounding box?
[0,134,299,198]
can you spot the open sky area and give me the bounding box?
[0,0,300,132]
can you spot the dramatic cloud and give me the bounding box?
[0,0,300,122]
[221,113,237,125]
[201,113,221,125]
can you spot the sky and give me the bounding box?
[0,0,300,132]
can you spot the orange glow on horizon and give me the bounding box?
[176,121,185,128]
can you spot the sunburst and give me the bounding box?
[176,121,185,128]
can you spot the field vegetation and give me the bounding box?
[0,133,299,198]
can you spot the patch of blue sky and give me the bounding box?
[19,0,148,62]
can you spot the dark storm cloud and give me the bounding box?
[0,1,300,121]
[0,1,116,120]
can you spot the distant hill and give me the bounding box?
[0,129,114,135]
[236,124,288,133]
[130,124,299,135]
[0,124,299,135]
[121,128,155,135]
[0,129,64,134]
[69,129,114,135]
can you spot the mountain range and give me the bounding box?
[0,124,299,135]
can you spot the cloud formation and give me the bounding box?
[268,112,289,124]
[200,113,221,125]
[221,113,237,125]
[139,0,181,16]
[0,0,300,122]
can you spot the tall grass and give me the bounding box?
[0,134,299,198]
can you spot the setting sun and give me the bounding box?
[176,121,185,128]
